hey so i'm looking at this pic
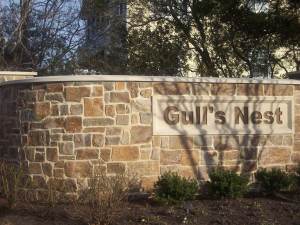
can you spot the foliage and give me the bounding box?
[0,161,23,208]
[154,172,199,204]
[206,168,249,199]
[255,168,293,194]
[127,20,189,76]
[129,0,300,77]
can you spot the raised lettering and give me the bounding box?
[215,111,226,124]
[235,107,249,124]
[251,111,262,124]
[182,111,194,125]
[263,111,274,124]
[164,106,180,125]
[275,108,283,124]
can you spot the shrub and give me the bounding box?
[0,161,23,208]
[255,168,293,194]
[154,172,198,204]
[206,168,249,198]
[75,173,131,225]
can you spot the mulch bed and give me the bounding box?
[0,193,299,225]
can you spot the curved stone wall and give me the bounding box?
[0,75,299,199]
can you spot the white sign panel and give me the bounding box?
[152,96,293,135]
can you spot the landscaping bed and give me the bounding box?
[0,194,299,225]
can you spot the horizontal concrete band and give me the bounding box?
[1,75,300,87]
[0,71,37,76]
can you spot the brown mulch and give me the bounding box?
[0,194,299,225]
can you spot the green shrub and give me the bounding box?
[255,168,293,194]
[206,168,249,198]
[154,172,198,204]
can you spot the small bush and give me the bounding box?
[206,168,249,198]
[154,172,198,204]
[255,168,293,194]
[296,165,300,188]
[75,173,131,225]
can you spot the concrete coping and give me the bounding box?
[1,74,300,86]
[0,71,37,76]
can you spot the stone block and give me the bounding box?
[140,176,157,191]
[43,117,65,129]
[92,134,104,147]
[211,83,236,96]
[105,136,121,145]
[127,161,159,176]
[292,152,300,163]
[45,93,64,102]
[103,82,114,91]
[74,134,91,147]
[34,102,50,120]
[131,126,152,144]
[59,104,68,115]
[264,84,293,96]
[180,150,200,166]
[106,127,122,136]
[160,150,181,165]
[107,162,126,174]
[100,148,111,162]
[46,83,64,92]
[83,127,105,133]
[154,82,190,95]
[219,150,240,161]
[105,105,115,117]
[236,84,263,96]
[42,163,53,177]
[46,147,58,162]
[116,104,130,114]
[169,136,193,149]
[51,104,59,116]
[84,98,104,117]
[92,86,104,97]
[83,118,114,127]
[65,117,82,133]
[258,147,291,165]
[70,104,83,115]
[76,148,99,160]
[59,142,74,155]
[201,151,218,166]
[28,162,42,174]
[65,161,92,178]
[110,92,130,103]
[140,113,152,124]
[112,146,139,161]
[191,83,210,95]
[131,99,151,112]
[120,131,130,145]
[115,82,126,90]
[28,130,50,146]
[214,135,240,150]
[65,87,91,102]
[32,175,47,189]
[116,115,129,125]
[127,82,139,98]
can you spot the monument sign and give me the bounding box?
[153,96,293,135]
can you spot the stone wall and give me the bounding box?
[0,76,299,199]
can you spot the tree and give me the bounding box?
[0,0,84,74]
[128,0,300,77]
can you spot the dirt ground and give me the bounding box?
[0,194,299,225]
